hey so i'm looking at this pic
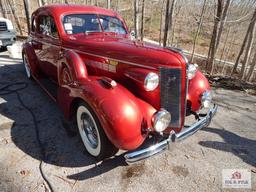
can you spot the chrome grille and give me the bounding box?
[0,21,7,31]
[160,67,181,127]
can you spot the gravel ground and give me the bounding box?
[0,50,255,192]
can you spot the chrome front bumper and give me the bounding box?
[125,104,218,163]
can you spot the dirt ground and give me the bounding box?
[0,49,255,192]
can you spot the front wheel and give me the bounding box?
[76,102,118,160]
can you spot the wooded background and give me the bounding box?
[0,0,256,82]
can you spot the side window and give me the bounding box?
[38,15,59,39]
[49,17,59,38]
[39,15,48,35]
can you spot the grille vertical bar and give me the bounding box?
[0,22,7,31]
[160,67,181,127]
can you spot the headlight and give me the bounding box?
[144,72,159,91]
[187,64,198,80]
[152,109,171,132]
[201,90,212,108]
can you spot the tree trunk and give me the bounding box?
[167,0,176,45]
[190,0,207,63]
[231,8,256,75]
[221,26,233,74]
[133,0,139,38]
[64,0,68,4]
[107,0,110,9]
[140,0,145,40]
[246,50,256,81]
[23,0,30,34]
[7,0,23,35]
[163,0,170,47]
[159,0,165,45]
[240,21,256,80]
[215,0,231,50]
[206,0,223,75]
[0,0,7,18]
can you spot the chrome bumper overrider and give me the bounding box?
[125,104,218,163]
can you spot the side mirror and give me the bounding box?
[130,30,136,40]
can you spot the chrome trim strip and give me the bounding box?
[125,104,218,163]
[160,67,182,127]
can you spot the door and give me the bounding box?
[36,14,61,83]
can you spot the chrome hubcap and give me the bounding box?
[81,113,98,149]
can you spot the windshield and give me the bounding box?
[63,14,127,35]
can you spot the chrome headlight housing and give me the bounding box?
[201,90,212,108]
[144,72,159,91]
[187,64,198,80]
[152,109,171,132]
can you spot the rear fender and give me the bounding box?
[58,50,88,85]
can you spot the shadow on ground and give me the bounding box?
[0,62,128,181]
[199,127,256,167]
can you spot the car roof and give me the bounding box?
[35,4,118,18]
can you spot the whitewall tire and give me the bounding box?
[76,102,118,160]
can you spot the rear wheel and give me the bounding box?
[23,53,32,79]
[76,102,118,160]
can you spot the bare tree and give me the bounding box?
[219,26,231,74]
[163,0,170,47]
[140,0,145,40]
[159,0,165,45]
[246,50,256,81]
[206,0,223,75]
[133,0,139,38]
[190,0,207,63]
[0,0,7,18]
[231,8,256,75]
[167,0,176,45]
[240,21,256,80]
[23,0,30,34]
[215,0,232,50]
[7,0,23,35]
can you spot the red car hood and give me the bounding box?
[62,33,184,68]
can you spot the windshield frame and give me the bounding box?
[62,13,128,35]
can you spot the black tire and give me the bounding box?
[76,101,118,160]
[22,53,33,79]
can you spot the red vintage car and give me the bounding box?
[22,4,217,163]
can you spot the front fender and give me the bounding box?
[187,70,211,112]
[63,77,156,150]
